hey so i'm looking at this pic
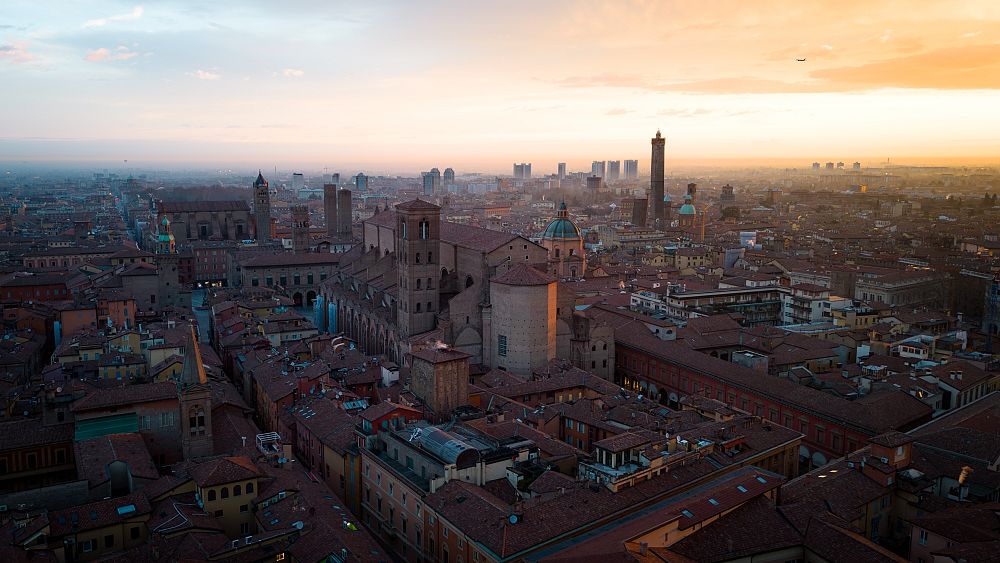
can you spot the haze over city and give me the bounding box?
[3,0,1000,172]
[3,3,1000,563]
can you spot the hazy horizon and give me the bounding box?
[3,1,1000,171]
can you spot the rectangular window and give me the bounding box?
[498,335,508,357]
[105,534,114,548]
[918,529,928,545]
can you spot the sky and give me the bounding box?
[1,0,1000,173]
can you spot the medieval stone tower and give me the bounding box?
[254,171,272,242]
[395,199,441,338]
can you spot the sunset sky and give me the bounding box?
[2,1,999,173]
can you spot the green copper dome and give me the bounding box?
[543,218,582,240]
[679,203,696,215]
[543,202,582,240]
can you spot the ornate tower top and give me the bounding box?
[254,170,268,188]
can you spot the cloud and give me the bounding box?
[83,6,144,29]
[605,108,632,115]
[658,108,713,118]
[810,43,1000,89]
[188,69,220,80]
[821,44,834,51]
[282,68,304,77]
[0,41,35,64]
[560,73,822,94]
[962,31,981,39]
[85,46,138,62]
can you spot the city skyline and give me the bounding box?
[2,1,1000,171]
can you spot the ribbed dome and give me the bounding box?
[679,203,696,215]
[543,218,582,240]
[543,201,582,240]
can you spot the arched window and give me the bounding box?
[416,303,422,313]
[207,489,216,501]
[555,248,560,258]
[416,279,422,289]
[571,267,577,277]
[415,253,421,264]
[189,406,205,436]
[591,345,596,352]
[419,220,429,239]
[428,251,433,263]
[246,482,254,494]
[569,248,575,256]
[426,301,432,311]
[221,487,229,499]
[426,277,433,289]
[603,343,607,350]
[234,484,242,496]
[465,276,474,289]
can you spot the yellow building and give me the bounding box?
[191,456,262,538]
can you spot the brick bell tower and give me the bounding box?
[395,199,441,338]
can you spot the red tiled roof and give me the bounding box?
[411,347,472,364]
[189,456,260,487]
[492,263,555,286]
[395,199,440,211]
[49,491,151,536]
[70,382,177,412]
[0,419,74,451]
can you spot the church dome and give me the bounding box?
[542,202,582,240]
[679,194,696,215]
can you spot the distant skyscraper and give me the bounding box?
[586,175,603,191]
[354,172,368,192]
[649,131,665,227]
[591,161,606,178]
[557,162,567,180]
[513,163,532,179]
[825,162,834,170]
[607,160,621,181]
[853,161,862,170]
[812,162,821,170]
[422,168,441,196]
[254,171,272,241]
[623,159,638,179]
[443,167,455,186]
[292,172,304,193]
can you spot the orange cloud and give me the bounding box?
[810,43,1000,89]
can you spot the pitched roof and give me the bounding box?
[492,263,556,286]
[395,199,440,211]
[189,456,260,487]
[70,382,177,412]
